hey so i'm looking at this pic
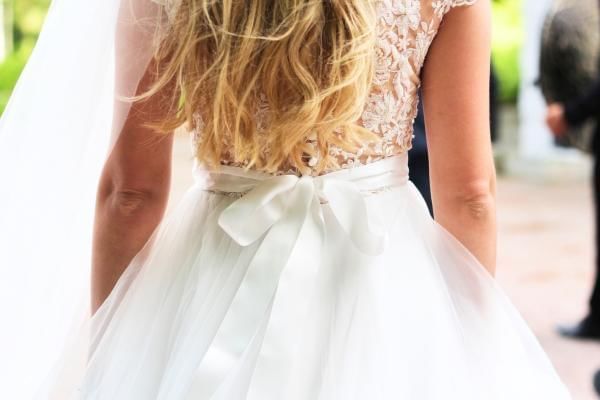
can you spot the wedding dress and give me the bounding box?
[0,0,572,399]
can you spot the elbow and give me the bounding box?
[454,181,496,221]
[97,176,169,219]
[460,190,495,221]
[112,189,160,217]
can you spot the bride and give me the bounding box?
[0,0,572,398]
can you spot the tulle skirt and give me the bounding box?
[38,154,571,399]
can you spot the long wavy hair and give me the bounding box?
[142,0,379,175]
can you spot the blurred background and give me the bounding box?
[1,0,599,398]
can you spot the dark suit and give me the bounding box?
[409,99,433,216]
[565,82,600,324]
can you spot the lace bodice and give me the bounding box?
[186,0,478,175]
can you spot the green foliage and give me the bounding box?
[0,42,33,113]
[492,0,524,104]
[13,0,50,38]
[0,0,49,114]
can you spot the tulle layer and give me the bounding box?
[36,157,571,400]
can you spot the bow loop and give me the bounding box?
[217,175,302,246]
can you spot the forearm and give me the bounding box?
[89,52,175,314]
[433,187,497,276]
[91,188,169,313]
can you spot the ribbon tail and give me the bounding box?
[245,194,327,398]
[172,179,316,399]
[217,175,299,246]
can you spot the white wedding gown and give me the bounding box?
[0,0,572,399]
[60,153,571,400]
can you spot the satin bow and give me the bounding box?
[177,156,408,399]
[218,174,388,255]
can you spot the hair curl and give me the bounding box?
[141,0,379,175]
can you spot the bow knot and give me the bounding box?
[217,173,387,256]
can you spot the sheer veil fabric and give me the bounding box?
[0,0,574,399]
[0,0,162,397]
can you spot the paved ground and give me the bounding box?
[495,176,599,400]
[170,134,599,399]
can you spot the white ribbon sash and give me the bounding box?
[168,154,409,398]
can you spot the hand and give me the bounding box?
[545,103,569,138]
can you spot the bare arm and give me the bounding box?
[91,65,174,314]
[421,1,497,275]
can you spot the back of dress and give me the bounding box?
[190,0,477,175]
[0,0,575,397]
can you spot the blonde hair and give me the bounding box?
[144,0,379,175]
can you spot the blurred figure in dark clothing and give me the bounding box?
[490,63,500,143]
[547,81,600,340]
[410,64,500,217]
[409,98,433,215]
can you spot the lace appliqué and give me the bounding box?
[150,0,180,22]
[190,0,479,176]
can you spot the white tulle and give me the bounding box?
[0,0,161,397]
[25,153,570,399]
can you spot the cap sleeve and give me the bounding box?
[451,0,479,5]
[435,0,479,18]
[151,0,179,23]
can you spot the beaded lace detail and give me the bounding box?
[203,184,398,203]
[188,0,478,176]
